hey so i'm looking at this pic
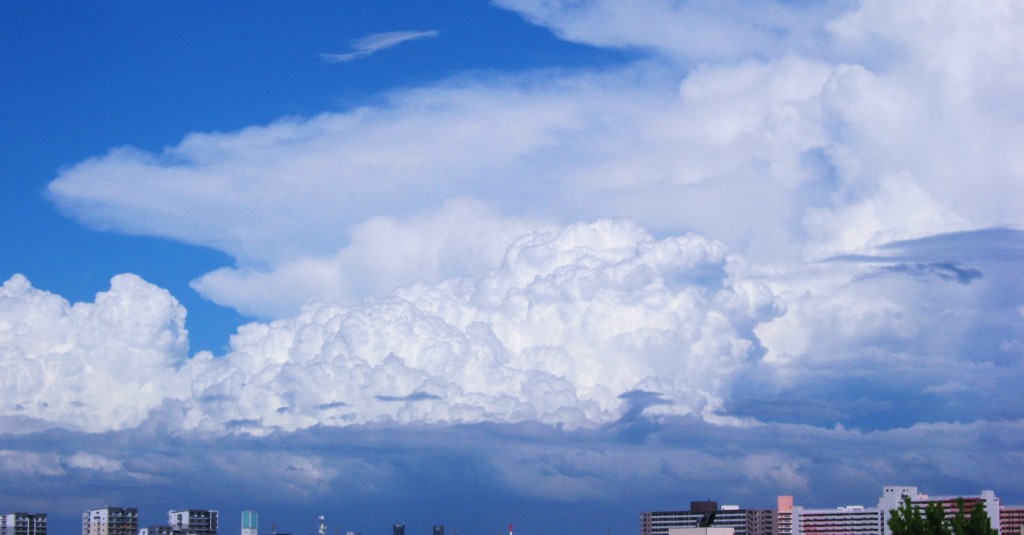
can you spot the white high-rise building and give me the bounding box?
[1,513,47,535]
[82,508,138,535]
[168,510,218,535]
[878,485,922,535]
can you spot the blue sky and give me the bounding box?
[2,2,1024,535]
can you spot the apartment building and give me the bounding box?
[791,506,883,535]
[641,501,775,535]
[1001,505,1024,535]
[777,496,793,535]
[169,510,218,535]
[83,508,138,535]
[1,513,46,535]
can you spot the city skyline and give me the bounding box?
[2,1,1023,535]
[7,485,1024,535]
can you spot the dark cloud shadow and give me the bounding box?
[829,228,1024,265]
[876,262,982,284]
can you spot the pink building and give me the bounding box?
[1001,505,1024,535]
[778,496,794,535]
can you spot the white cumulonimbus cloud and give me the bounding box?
[178,220,782,433]
[20,0,1024,439]
[0,221,782,434]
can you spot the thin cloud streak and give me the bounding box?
[320,30,439,63]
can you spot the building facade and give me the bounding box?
[914,491,999,534]
[791,506,882,535]
[668,528,735,535]
[641,501,775,535]
[1001,505,1024,535]
[139,526,176,535]
[168,510,218,535]
[1,513,47,535]
[241,511,257,535]
[777,497,793,535]
[83,508,138,535]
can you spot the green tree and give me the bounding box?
[949,499,997,535]
[888,497,948,535]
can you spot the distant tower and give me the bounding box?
[242,512,258,535]
[433,526,444,535]
[392,524,404,535]
[318,517,326,535]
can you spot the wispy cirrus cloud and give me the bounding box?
[320,30,439,63]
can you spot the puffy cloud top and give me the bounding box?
[178,221,781,433]
[0,222,782,434]
[0,274,187,432]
